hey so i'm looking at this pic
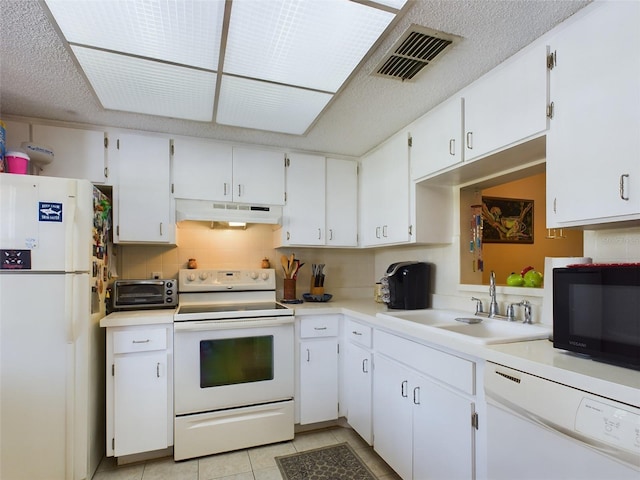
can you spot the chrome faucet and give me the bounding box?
[507,300,533,323]
[488,270,500,317]
[471,296,484,315]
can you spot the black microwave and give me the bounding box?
[553,264,640,370]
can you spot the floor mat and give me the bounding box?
[275,442,377,480]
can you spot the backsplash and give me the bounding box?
[115,221,374,300]
[584,226,640,263]
[115,222,640,304]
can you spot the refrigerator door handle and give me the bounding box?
[65,274,75,343]
[64,182,78,273]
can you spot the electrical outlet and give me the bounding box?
[151,272,162,279]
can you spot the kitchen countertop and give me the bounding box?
[99,299,638,407]
[100,308,176,327]
[293,299,640,407]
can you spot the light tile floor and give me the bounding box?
[92,426,402,480]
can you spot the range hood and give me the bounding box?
[175,199,282,225]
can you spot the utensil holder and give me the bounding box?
[283,278,296,300]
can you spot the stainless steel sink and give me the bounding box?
[379,309,551,345]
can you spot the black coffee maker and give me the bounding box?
[381,261,431,310]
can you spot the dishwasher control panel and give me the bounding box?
[576,397,640,453]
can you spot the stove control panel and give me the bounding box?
[179,269,275,292]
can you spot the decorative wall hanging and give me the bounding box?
[481,196,534,244]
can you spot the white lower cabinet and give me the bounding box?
[297,315,339,425]
[344,318,373,444]
[373,354,414,479]
[106,325,173,458]
[373,330,476,480]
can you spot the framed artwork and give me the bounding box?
[481,196,534,243]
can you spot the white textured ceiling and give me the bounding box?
[0,0,590,158]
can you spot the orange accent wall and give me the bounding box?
[481,173,583,285]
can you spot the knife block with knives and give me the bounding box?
[310,263,325,295]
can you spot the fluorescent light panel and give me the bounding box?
[217,75,332,135]
[224,0,395,92]
[44,0,407,134]
[46,0,225,70]
[72,46,216,121]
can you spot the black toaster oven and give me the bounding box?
[112,279,177,310]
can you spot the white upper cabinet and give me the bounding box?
[232,147,286,205]
[3,120,30,151]
[113,132,175,244]
[410,97,464,181]
[463,42,549,163]
[172,140,284,206]
[546,1,640,227]
[32,124,108,184]
[171,137,233,201]
[326,158,358,247]
[360,130,411,247]
[281,152,326,246]
[277,155,358,247]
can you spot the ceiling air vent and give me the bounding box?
[374,25,457,81]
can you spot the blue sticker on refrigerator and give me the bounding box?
[39,202,63,222]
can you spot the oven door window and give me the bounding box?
[200,335,274,388]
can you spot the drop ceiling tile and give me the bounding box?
[217,75,332,135]
[224,0,395,92]
[72,46,216,121]
[45,0,224,70]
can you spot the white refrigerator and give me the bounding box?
[0,173,111,480]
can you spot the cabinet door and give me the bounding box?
[114,133,174,243]
[113,351,168,456]
[410,97,464,180]
[232,147,285,205]
[464,43,549,162]
[283,153,326,245]
[547,1,640,226]
[172,137,233,201]
[3,119,30,150]
[299,338,338,424]
[326,158,358,247]
[372,355,413,480]
[32,124,108,183]
[413,377,475,480]
[345,343,372,444]
[360,132,410,246]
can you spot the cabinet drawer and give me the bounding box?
[375,330,475,395]
[346,319,372,348]
[113,328,167,354]
[300,315,340,338]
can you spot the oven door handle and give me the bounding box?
[174,317,294,331]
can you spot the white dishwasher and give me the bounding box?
[484,362,639,479]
